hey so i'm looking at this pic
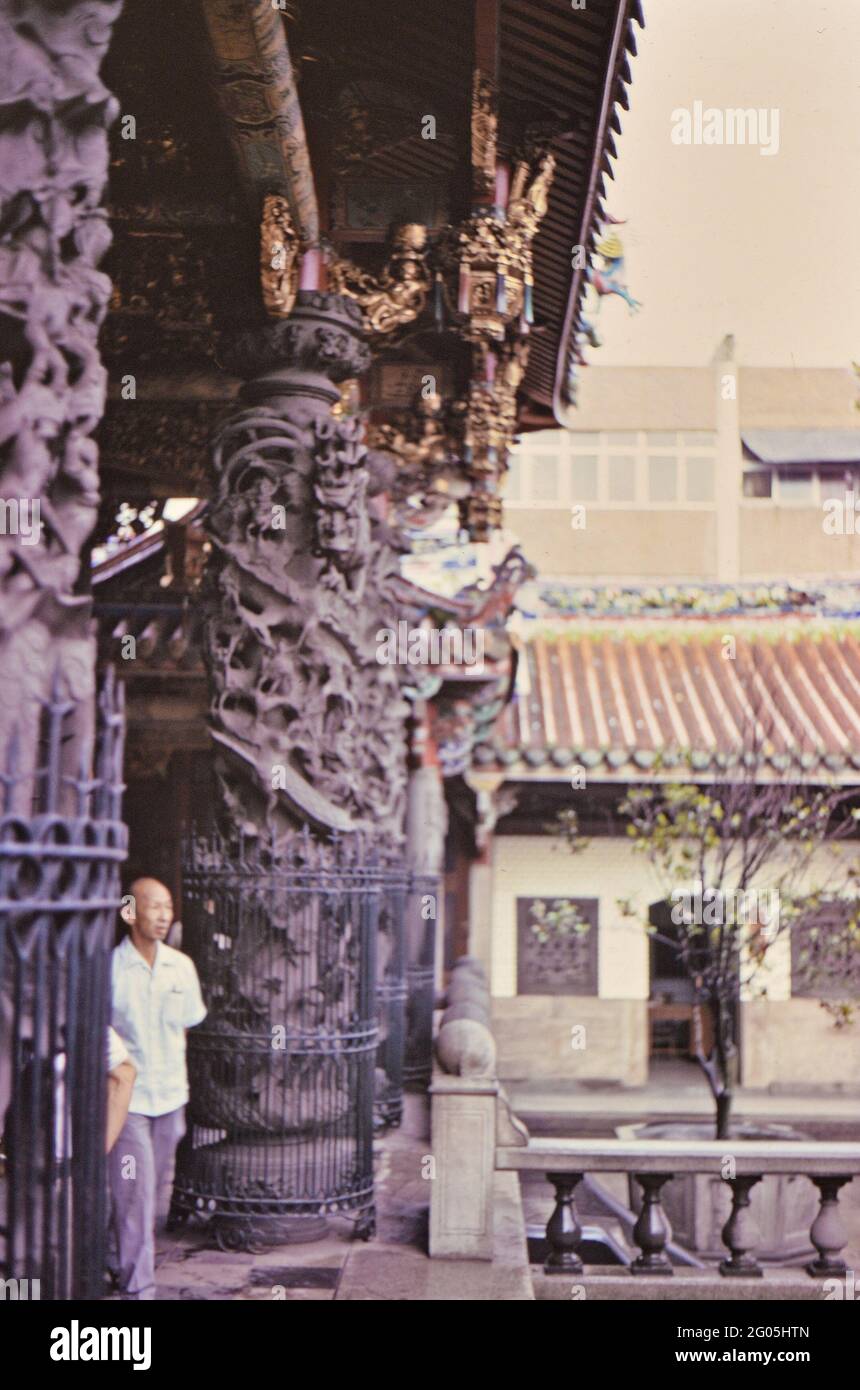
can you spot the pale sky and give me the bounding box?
[591,0,860,367]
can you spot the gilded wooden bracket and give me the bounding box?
[260,194,301,318]
[328,223,431,339]
[471,69,498,204]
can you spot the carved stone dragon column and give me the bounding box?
[0,2,126,1293]
[203,291,408,852]
[0,0,123,805]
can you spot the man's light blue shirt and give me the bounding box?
[111,936,206,1117]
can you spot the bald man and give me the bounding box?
[109,878,206,1300]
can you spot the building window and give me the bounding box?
[516,896,599,996]
[505,430,717,509]
[608,454,636,503]
[777,470,814,505]
[648,454,678,503]
[791,909,860,1002]
[743,468,773,499]
[504,454,522,501]
[742,465,860,506]
[685,456,715,502]
[819,469,853,504]
[571,453,599,502]
[649,903,696,1004]
[530,454,560,503]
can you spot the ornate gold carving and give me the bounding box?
[99,400,224,494]
[333,89,374,173]
[436,145,555,346]
[260,194,301,319]
[450,343,529,541]
[369,340,530,543]
[331,80,425,178]
[455,344,526,460]
[429,142,555,539]
[332,378,361,419]
[508,147,556,241]
[471,70,498,203]
[328,223,431,338]
[369,390,461,533]
[372,392,451,473]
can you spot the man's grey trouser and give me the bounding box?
[108,1107,186,1300]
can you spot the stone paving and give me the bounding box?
[146,1127,432,1302]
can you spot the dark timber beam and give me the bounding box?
[199,0,319,243]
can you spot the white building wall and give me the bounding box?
[490,834,653,1000]
[489,831,859,1088]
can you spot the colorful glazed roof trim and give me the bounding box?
[478,628,860,782]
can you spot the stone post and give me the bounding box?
[430,1072,499,1259]
[182,292,413,1243]
[429,958,528,1259]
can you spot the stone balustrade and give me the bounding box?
[428,965,860,1292]
[496,1138,860,1279]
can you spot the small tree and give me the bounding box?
[528,896,589,943]
[557,766,860,1139]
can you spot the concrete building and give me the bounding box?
[508,340,860,581]
[455,341,860,1092]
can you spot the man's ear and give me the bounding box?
[120,893,136,927]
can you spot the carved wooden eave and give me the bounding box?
[88,0,645,810]
[328,224,432,341]
[193,0,645,534]
[96,0,641,539]
[502,0,645,425]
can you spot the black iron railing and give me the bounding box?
[375,867,408,1130]
[177,828,412,1249]
[404,872,439,1093]
[0,671,127,1300]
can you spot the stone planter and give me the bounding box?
[617,1121,818,1262]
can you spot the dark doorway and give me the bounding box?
[647,900,711,1069]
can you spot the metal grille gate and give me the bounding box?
[404,872,439,1093]
[176,829,402,1249]
[0,673,127,1300]
[375,867,408,1130]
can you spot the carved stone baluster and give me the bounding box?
[544,1171,584,1274]
[719,1175,763,1277]
[807,1176,852,1277]
[631,1173,673,1275]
